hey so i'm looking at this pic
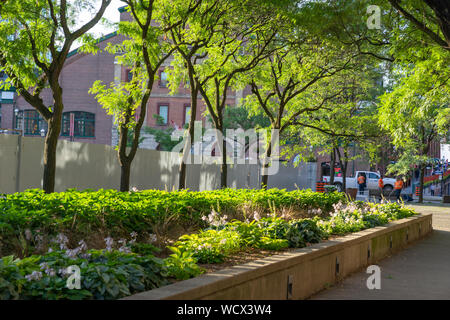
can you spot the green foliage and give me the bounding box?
[130,243,161,256]
[0,249,168,300]
[164,247,204,280]
[221,105,271,131]
[0,190,417,300]
[144,119,184,152]
[174,229,241,264]
[379,45,450,176]
[170,200,416,267]
[0,188,345,257]
[318,201,415,235]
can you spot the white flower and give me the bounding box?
[253,212,261,221]
[80,253,91,259]
[77,240,87,252]
[118,246,131,253]
[66,248,81,259]
[149,234,157,243]
[58,268,69,277]
[39,262,49,270]
[204,210,228,227]
[25,229,33,241]
[129,232,138,244]
[55,233,69,250]
[104,237,114,251]
[25,271,43,282]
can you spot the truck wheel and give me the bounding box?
[333,183,343,192]
[383,185,393,195]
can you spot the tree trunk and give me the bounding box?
[178,87,198,190]
[213,123,228,189]
[220,135,227,188]
[342,160,348,192]
[43,85,63,194]
[42,120,60,193]
[120,159,131,192]
[329,147,336,184]
[178,144,188,190]
[261,141,272,189]
[118,121,132,192]
[419,164,425,203]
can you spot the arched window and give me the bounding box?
[62,111,95,138]
[15,110,47,135]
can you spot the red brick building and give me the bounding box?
[0,7,237,149]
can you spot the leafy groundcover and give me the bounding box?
[0,189,416,300]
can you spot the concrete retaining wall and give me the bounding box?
[125,213,432,300]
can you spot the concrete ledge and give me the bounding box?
[124,214,432,300]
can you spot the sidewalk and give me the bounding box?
[310,203,450,300]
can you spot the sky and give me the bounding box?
[73,0,123,49]
[80,0,123,37]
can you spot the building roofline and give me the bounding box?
[67,31,118,58]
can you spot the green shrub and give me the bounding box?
[0,250,168,300]
[0,188,345,257]
[174,229,242,264]
[0,188,417,300]
[164,247,204,280]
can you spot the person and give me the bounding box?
[431,184,435,196]
[357,173,366,195]
[378,175,384,201]
[394,177,404,201]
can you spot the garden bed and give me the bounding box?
[0,188,418,300]
[125,213,431,300]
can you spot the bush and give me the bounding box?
[170,201,417,264]
[0,250,168,300]
[174,229,242,264]
[164,247,204,280]
[0,188,345,257]
[0,188,417,300]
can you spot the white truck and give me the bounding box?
[322,171,396,194]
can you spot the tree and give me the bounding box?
[158,0,226,190]
[285,62,382,192]
[90,0,195,191]
[244,37,359,188]
[379,48,450,202]
[144,115,185,151]
[387,0,450,52]
[161,0,281,188]
[0,0,111,193]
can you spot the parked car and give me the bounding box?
[322,171,396,194]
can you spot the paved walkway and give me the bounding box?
[311,203,450,300]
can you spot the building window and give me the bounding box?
[184,104,191,125]
[15,110,47,135]
[157,104,169,125]
[127,69,133,82]
[1,91,14,100]
[61,111,95,138]
[159,70,168,87]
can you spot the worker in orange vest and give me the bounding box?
[357,173,366,195]
[378,176,384,201]
[394,177,404,201]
